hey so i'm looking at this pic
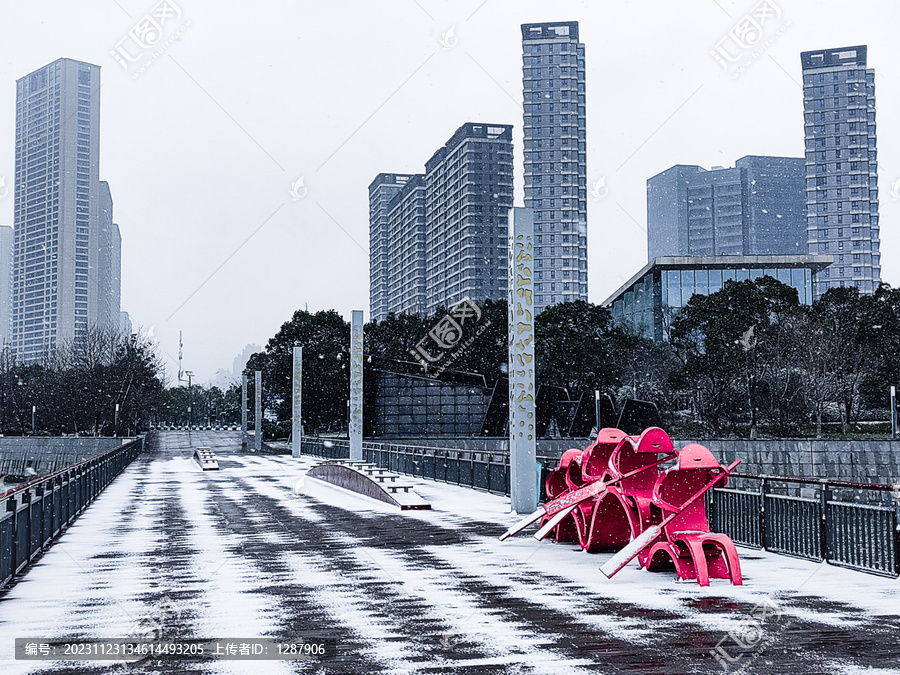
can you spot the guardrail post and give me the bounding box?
[7,497,17,581]
[759,478,768,551]
[820,482,831,562]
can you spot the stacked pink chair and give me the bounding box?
[535,427,742,586]
[639,443,743,585]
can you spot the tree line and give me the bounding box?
[0,327,165,436]
[233,279,900,440]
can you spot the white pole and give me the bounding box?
[292,346,303,458]
[508,207,537,514]
[349,310,364,460]
[254,370,262,451]
[241,373,248,447]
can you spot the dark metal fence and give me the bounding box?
[710,474,899,578]
[300,438,559,499]
[300,439,900,578]
[0,438,144,587]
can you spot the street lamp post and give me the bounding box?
[185,370,194,431]
[31,405,36,435]
[115,403,120,438]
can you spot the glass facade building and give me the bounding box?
[801,45,881,296]
[522,21,587,313]
[647,156,807,261]
[604,255,832,342]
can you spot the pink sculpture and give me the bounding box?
[501,427,743,586]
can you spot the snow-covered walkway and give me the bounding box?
[0,431,897,674]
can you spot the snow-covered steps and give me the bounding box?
[193,446,219,471]
[306,460,431,510]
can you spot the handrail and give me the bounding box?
[730,471,896,491]
[0,437,141,501]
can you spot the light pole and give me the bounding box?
[185,371,194,431]
[891,386,898,440]
[31,405,36,435]
[115,403,120,438]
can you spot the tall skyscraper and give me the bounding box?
[12,58,101,363]
[369,173,415,321]
[647,156,806,259]
[96,181,122,332]
[0,225,12,347]
[369,124,513,320]
[521,21,587,313]
[801,46,881,295]
[385,174,427,317]
[424,123,513,314]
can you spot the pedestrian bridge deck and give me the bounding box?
[0,431,897,674]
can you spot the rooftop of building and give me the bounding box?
[521,21,579,41]
[648,155,805,182]
[424,123,514,172]
[602,254,834,307]
[387,174,426,212]
[368,173,417,193]
[800,45,867,69]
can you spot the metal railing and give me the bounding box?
[0,437,144,587]
[300,438,560,498]
[302,438,900,578]
[710,473,899,578]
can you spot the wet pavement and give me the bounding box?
[0,431,898,674]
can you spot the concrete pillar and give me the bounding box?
[254,370,262,451]
[292,346,303,457]
[241,373,248,447]
[508,207,537,513]
[349,310,364,460]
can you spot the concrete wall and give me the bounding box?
[0,437,131,477]
[369,436,900,486]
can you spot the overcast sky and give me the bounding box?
[1,0,898,383]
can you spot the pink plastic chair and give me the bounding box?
[606,427,674,538]
[540,448,584,543]
[578,427,671,552]
[639,443,743,586]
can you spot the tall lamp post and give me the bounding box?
[184,371,194,431]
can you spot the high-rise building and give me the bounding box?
[369,124,513,320]
[0,225,12,347]
[369,173,415,321]
[96,181,122,332]
[647,156,806,260]
[12,58,101,363]
[119,311,132,337]
[801,45,881,295]
[385,174,427,317]
[521,21,587,312]
[424,123,513,314]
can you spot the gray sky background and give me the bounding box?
[1,0,898,383]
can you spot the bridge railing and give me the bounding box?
[0,437,144,588]
[300,438,561,497]
[300,438,900,578]
[709,473,899,578]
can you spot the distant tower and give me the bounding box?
[801,46,881,295]
[0,225,12,347]
[368,173,414,322]
[521,21,588,313]
[12,58,101,362]
[647,156,807,259]
[424,123,513,314]
[97,181,122,332]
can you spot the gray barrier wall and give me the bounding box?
[369,436,900,486]
[0,437,131,478]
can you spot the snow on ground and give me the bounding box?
[0,431,897,674]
